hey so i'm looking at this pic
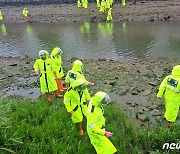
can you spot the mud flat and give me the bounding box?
[1,0,180,23]
[1,55,179,125]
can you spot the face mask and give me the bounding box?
[101,94,111,105]
[39,52,46,60]
[41,55,46,60]
[75,83,86,91]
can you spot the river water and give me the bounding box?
[0,21,180,61]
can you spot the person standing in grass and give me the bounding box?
[87,91,117,154]
[157,65,180,127]
[65,59,94,88]
[34,50,62,102]
[22,8,29,22]
[0,10,4,23]
[51,47,67,94]
[64,78,91,136]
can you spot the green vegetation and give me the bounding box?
[0,97,179,154]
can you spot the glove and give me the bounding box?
[68,111,73,115]
[35,70,39,75]
[105,131,113,138]
[89,82,95,86]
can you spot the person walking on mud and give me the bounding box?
[64,78,91,136]
[0,10,4,24]
[86,91,117,154]
[77,0,88,12]
[51,47,67,94]
[65,59,94,88]
[33,50,62,102]
[106,8,113,22]
[157,65,180,127]
[22,8,29,23]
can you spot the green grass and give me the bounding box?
[0,97,179,154]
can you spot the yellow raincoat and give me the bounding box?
[106,8,112,22]
[100,0,107,14]
[51,47,64,79]
[33,50,57,93]
[64,78,91,123]
[122,0,126,7]
[77,0,82,8]
[87,92,117,154]
[22,8,29,17]
[82,0,88,9]
[157,65,180,122]
[65,60,89,86]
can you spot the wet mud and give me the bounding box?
[0,55,179,125]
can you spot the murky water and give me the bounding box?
[0,22,180,60]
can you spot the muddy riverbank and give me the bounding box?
[1,0,180,23]
[1,55,179,125]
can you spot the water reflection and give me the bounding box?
[0,22,180,61]
[1,24,7,36]
[26,23,32,36]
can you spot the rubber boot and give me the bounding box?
[45,93,51,102]
[26,16,29,23]
[54,90,63,98]
[78,122,84,136]
[58,78,67,92]
[78,8,82,12]
[166,120,172,127]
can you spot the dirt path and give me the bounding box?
[1,0,180,23]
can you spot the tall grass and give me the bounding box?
[0,97,179,153]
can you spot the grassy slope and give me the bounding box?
[0,97,179,154]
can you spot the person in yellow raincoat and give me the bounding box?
[106,8,112,22]
[0,10,4,23]
[64,78,91,136]
[65,59,94,88]
[51,47,67,93]
[122,0,126,7]
[106,0,111,10]
[82,0,88,11]
[96,0,101,10]
[157,65,180,126]
[100,0,107,14]
[22,8,29,22]
[33,50,62,102]
[87,91,117,154]
[110,0,113,6]
[77,0,82,12]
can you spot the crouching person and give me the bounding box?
[64,78,91,136]
[87,91,117,154]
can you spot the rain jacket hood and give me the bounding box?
[72,60,83,72]
[172,65,180,76]
[39,50,49,58]
[91,91,106,107]
[51,47,62,57]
